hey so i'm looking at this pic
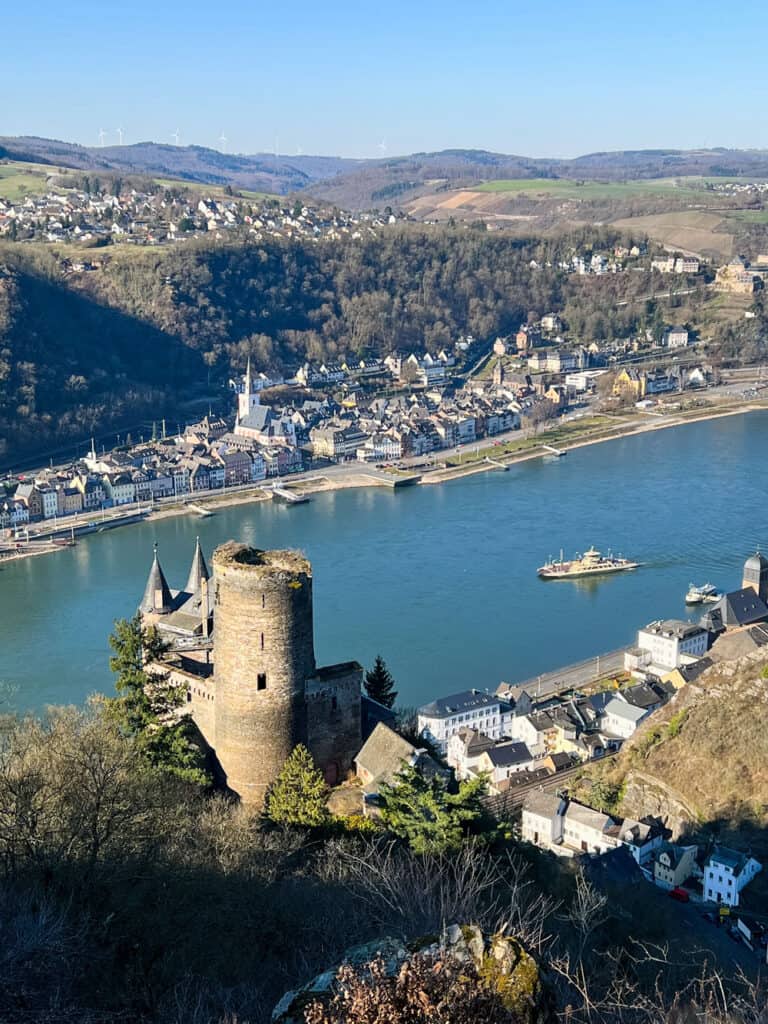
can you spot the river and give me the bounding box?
[2,411,767,712]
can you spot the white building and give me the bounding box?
[625,619,709,676]
[522,793,662,862]
[664,326,690,349]
[704,846,762,907]
[418,689,513,754]
[39,487,59,520]
[599,698,651,739]
[565,369,607,394]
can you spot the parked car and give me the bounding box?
[669,887,690,903]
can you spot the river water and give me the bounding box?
[2,412,767,712]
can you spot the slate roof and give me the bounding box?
[702,587,768,631]
[355,723,441,794]
[485,741,532,768]
[707,845,758,877]
[184,537,210,596]
[523,791,565,818]
[620,682,662,710]
[140,545,174,614]
[419,689,507,719]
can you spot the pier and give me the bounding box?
[541,444,566,457]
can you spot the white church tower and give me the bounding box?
[238,356,261,421]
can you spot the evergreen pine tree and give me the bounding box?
[106,613,209,785]
[378,764,488,855]
[364,655,398,708]
[264,744,330,827]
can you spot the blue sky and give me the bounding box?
[3,0,767,158]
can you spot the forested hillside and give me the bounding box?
[0,225,683,463]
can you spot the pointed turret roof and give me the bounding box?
[184,536,210,596]
[140,543,174,614]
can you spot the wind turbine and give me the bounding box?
[98,128,107,147]
[218,131,227,152]
[170,128,181,146]
[377,139,387,156]
[115,127,124,146]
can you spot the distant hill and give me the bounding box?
[0,136,363,195]
[3,137,768,206]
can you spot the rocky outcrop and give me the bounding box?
[620,770,701,840]
[272,923,553,1023]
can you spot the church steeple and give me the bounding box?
[185,536,210,597]
[244,354,252,398]
[140,543,174,614]
[238,355,258,421]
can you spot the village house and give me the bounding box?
[418,689,513,754]
[355,722,443,805]
[663,325,690,350]
[704,846,762,907]
[522,793,663,863]
[653,843,699,891]
[624,619,709,677]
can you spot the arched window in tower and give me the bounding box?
[260,632,264,650]
[262,594,265,609]
[257,673,267,691]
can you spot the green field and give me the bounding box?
[0,162,57,201]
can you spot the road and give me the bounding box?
[501,647,628,701]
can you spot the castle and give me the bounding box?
[140,538,362,806]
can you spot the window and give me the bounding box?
[262,594,266,609]
[257,673,267,691]
[260,632,264,650]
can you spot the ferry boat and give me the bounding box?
[685,582,721,605]
[537,546,640,580]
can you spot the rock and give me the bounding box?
[272,924,552,1023]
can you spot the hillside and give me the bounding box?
[6,137,768,206]
[0,136,362,195]
[573,653,768,855]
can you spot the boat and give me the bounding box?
[685,582,721,605]
[537,546,640,580]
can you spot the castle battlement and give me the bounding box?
[140,539,362,805]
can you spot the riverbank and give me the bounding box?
[3,398,766,565]
[422,399,768,483]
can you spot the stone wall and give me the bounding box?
[212,542,316,806]
[306,663,363,784]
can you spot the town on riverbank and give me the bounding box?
[4,314,768,562]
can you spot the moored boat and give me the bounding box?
[685,582,721,605]
[538,546,640,580]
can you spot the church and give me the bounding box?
[701,551,768,633]
[139,538,363,807]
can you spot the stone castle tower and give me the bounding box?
[213,543,316,805]
[742,550,768,601]
[140,540,362,806]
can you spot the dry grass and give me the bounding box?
[611,211,735,260]
[574,655,768,852]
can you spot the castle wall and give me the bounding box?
[212,542,316,806]
[306,663,363,785]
